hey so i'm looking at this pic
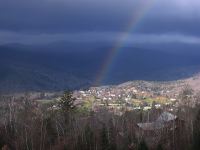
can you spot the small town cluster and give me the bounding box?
[73,81,188,115]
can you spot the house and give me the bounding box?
[155,104,161,109]
[136,112,184,149]
[143,106,152,111]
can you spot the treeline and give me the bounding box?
[0,90,200,150]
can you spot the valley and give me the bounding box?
[5,73,199,116]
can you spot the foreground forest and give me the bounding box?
[0,89,200,150]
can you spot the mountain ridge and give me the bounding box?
[0,43,200,92]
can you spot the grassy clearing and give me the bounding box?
[132,97,169,106]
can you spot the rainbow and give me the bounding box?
[94,0,157,85]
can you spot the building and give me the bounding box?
[136,112,184,149]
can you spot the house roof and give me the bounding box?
[137,112,177,131]
[137,122,165,130]
[156,112,177,122]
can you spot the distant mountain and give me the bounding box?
[0,42,200,92]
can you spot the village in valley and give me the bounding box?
[73,80,192,114]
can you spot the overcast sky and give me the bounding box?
[1,0,200,45]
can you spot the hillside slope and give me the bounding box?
[0,43,200,92]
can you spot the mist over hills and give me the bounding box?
[0,42,200,92]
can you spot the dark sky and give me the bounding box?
[1,0,200,45]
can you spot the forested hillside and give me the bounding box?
[1,43,200,92]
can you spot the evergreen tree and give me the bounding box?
[85,124,95,150]
[193,108,200,150]
[101,123,109,150]
[58,91,76,124]
[108,119,117,150]
[156,144,163,150]
[138,140,148,150]
[44,117,57,146]
[58,91,76,113]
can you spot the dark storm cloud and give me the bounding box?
[0,0,139,33]
[1,0,200,44]
[0,0,199,33]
